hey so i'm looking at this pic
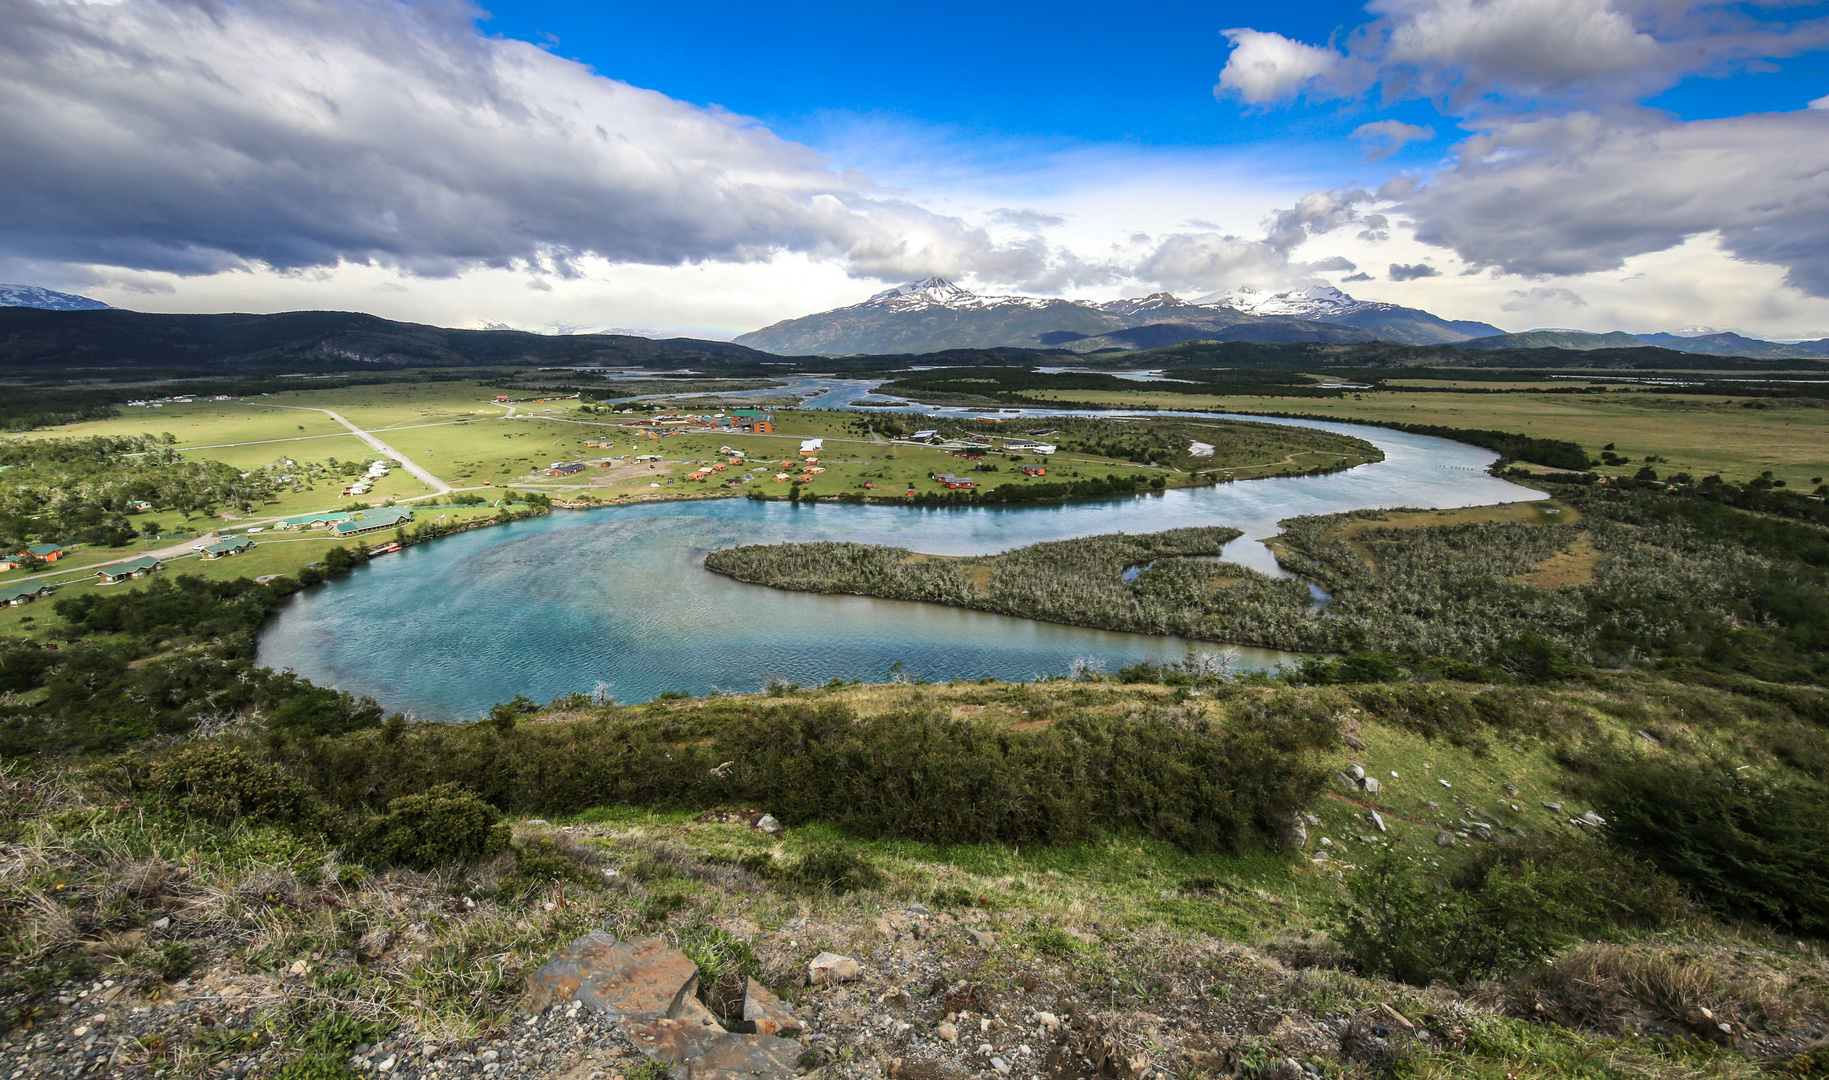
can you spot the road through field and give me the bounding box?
[251,403,453,493]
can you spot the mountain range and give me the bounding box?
[735,278,1829,358]
[0,284,111,311]
[0,307,773,372]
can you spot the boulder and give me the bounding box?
[1359,777,1381,796]
[525,933,801,1080]
[737,979,800,1038]
[523,933,698,1022]
[1435,831,1457,847]
[1345,764,1366,781]
[1367,811,1387,833]
[965,928,996,947]
[808,952,861,985]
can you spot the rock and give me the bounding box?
[990,1056,1011,1075]
[965,928,996,948]
[1367,811,1387,832]
[1507,825,1528,838]
[905,903,931,915]
[1359,777,1381,796]
[1439,779,1453,788]
[1281,813,1309,849]
[1502,782,1519,796]
[1425,800,1439,810]
[1345,764,1366,781]
[152,917,170,929]
[1341,731,1367,750]
[523,933,699,1021]
[1575,811,1606,828]
[1435,831,1457,847]
[1472,822,1493,841]
[526,819,549,826]
[1542,801,1563,812]
[1035,1012,1061,1032]
[936,1022,959,1044]
[524,933,801,1079]
[808,952,861,985]
[1335,772,1360,793]
[753,814,784,836]
[737,979,800,1038]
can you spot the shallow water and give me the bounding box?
[258,391,1540,719]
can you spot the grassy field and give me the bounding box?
[1024,387,1829,485]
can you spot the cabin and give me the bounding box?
[0,582,54,607]
[200,536,255,559]
[332,507,414,538]
[933,473,976,490]
[1022,465,1047,476]
[911,430,940,443]
[799,438,824,455]
[23,544,64,563]
[547,462,586,477]
[96,556,163,584]
[273,511,351,531]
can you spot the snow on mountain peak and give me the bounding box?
[1196,284,1367,317]
[861,278,1064,312]
[1097,293,1186,315]
[0,284,111,311]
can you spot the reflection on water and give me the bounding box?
[258,389,1542,719]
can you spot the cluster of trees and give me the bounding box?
[0,554,387,754]
[0,436,290,548]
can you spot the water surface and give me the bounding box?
[259,395,1539,718]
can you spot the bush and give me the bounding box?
[1331,833,1681,986]
[352,783,508,870]
[1578,754,1829,933]
[142,745,315,825]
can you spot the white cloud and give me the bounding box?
[1402,109,1829,296]
[1352,120,1436,158]
[1136,187,1376,292]
[1216,29,1343,105]
[0,0,1074,287]
[1811,93,1829,110]
[1501,286,1587,311]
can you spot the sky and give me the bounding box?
[2,0,1828,339]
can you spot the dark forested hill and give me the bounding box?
[0,307,780,373]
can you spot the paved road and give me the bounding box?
[253,404,453,493]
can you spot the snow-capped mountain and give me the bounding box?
[862,277,1065,313]
[1197,285,1372,318]
[0,284,111,311]
[736,278,1503,354]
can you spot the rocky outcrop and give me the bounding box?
[524,932,802,1079]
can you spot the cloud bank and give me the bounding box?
[0,0,1087,288]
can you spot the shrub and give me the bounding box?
[1331,832,1679,987]
[1578,754,1829,933]
[496,836,594,900]
[142,744,314,825]
[352,784,508,870]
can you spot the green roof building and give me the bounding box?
[0,581,53,606]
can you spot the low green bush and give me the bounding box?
[1331,833,1682,986]
[141,744,315,825]
[1577,753,1829,934]
[352,784,508,871]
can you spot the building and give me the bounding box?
[331,508,415,538]
[799,438,824,455]
[96,556,163,584]
[23,544,63,562]
[272,511,352,530]
[933,473,976,490]
[200,536,255,559]
[1022,465,1047,476]
[547,462,586,477]
[0,582,53,606]
[911,430,941,443]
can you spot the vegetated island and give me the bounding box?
[707,481,1829,684]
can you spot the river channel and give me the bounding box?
[257,386,1541,719]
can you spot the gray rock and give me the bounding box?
[1507,826,1528,838]
[735,979,799,1038]
[1345,764,1366,781]
[905,903,931,915]
[1435,831,1457,847]
[753,814,784,835]
[808,952,861,985]
[965,928,997,948]
[1575,811,1606,828]
[1367,811,1387,833]
[1501,782,1518,796]
[1359,777,1381,796]
[1542,801,1563,812]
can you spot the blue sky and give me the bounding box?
[3,0,1828,337]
